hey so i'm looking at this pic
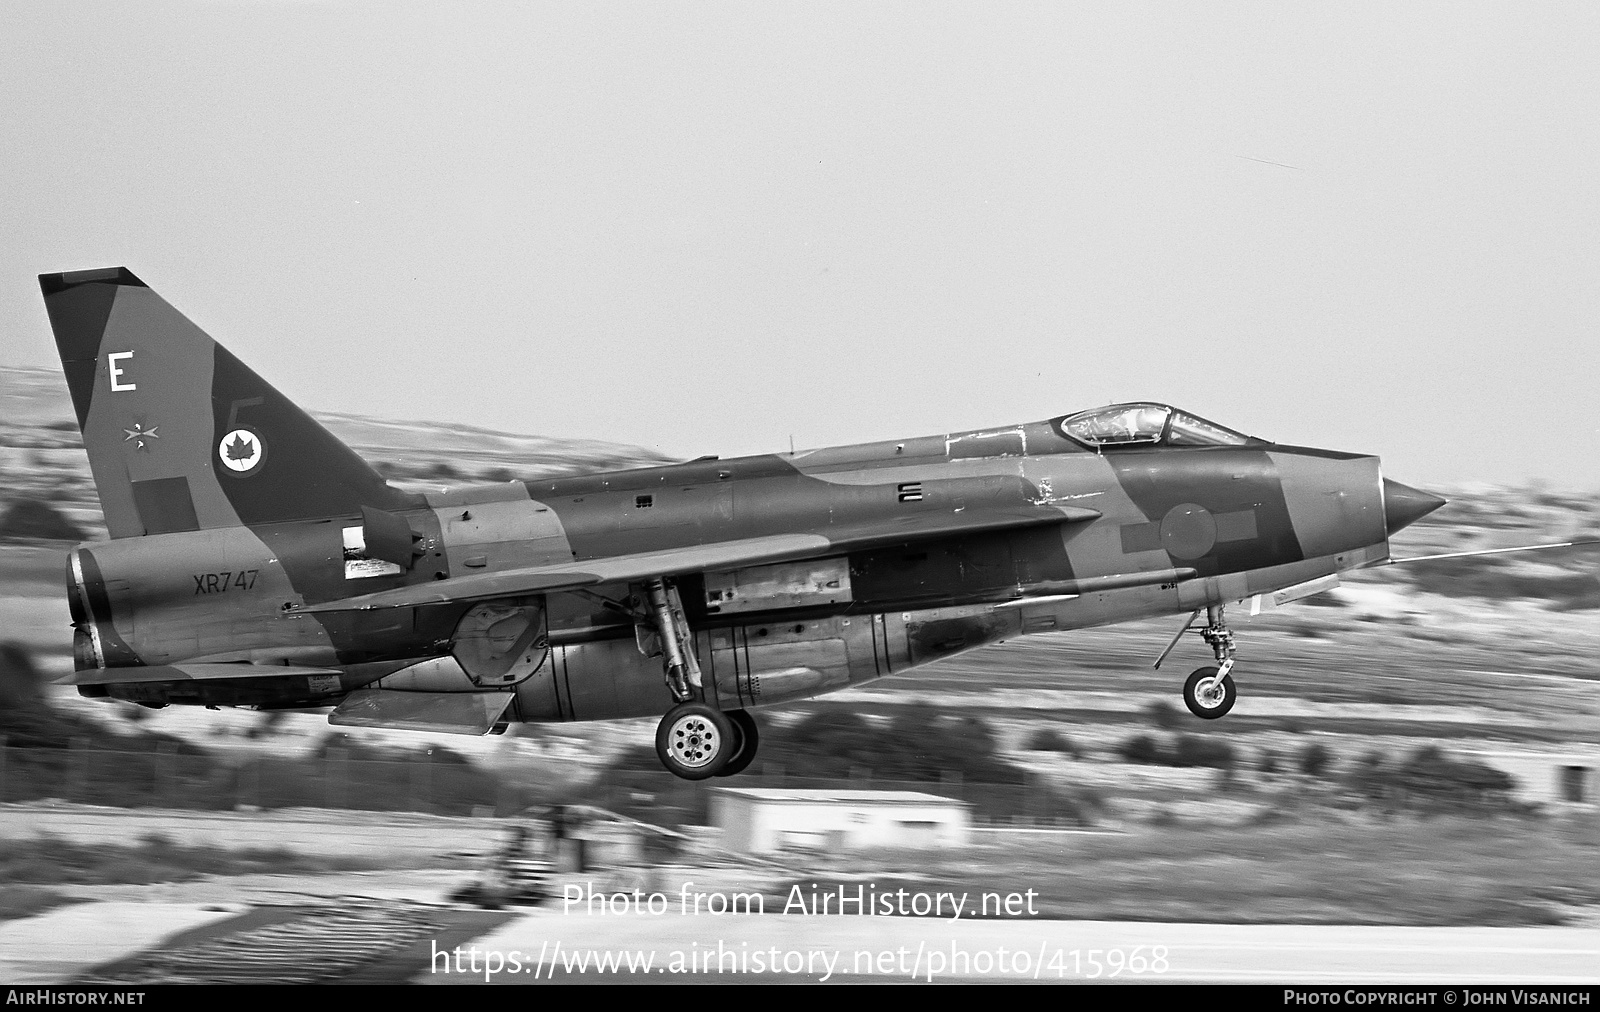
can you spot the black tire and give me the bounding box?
[1183,666,1237,719]
[655,701,735,780]
[715,709,761,778]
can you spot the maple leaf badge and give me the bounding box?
[218,427,265,473]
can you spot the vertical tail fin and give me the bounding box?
[41,267,412,538]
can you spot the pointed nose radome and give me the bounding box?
[1383,479,1447,535]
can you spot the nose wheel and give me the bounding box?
[1156,604,1240,720]
[1182,666,1236,719]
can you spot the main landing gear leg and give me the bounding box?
[644,578,754,780]
[1154,604,1239,720]
[644,577,701,704]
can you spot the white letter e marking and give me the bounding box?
[108,351,136,391]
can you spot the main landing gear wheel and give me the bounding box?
[1183,666,1237,719]
[715,709,760,778]
[655,701,735,781]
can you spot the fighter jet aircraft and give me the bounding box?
[39,267,1580,780]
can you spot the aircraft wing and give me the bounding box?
[298,503,1101,613]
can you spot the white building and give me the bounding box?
[710,787,970,854]
[1459,749,1597,807]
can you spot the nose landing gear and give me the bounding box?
[1155,604,1239,720]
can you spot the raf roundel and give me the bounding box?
[218,427,265,474]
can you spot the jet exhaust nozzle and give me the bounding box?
[1383,478,1447,535]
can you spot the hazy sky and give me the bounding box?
[3,3,1597,489]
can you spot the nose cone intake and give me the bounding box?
[1383,479,1447,535]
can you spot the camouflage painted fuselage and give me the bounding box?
[45,267,1432,729]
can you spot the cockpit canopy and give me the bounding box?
[1059,402,1257,449]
